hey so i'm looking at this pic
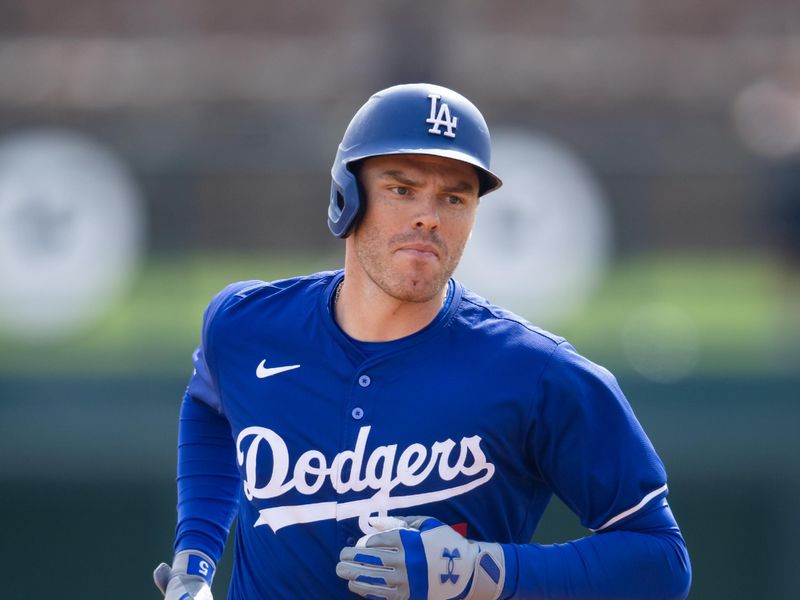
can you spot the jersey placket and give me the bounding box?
[336,359,382,548]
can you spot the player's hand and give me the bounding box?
[153,550,215,600]
[337,516,505,600]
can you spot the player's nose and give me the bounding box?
[411,191,440,230]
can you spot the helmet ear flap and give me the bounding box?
[328,162,364,238]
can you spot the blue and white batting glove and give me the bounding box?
[337,516,505,600]
[153,549,215,600]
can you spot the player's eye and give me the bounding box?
[390,186,411,196]
[445,195,464,206]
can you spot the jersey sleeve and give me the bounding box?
[174,281,263,558]
[498,342,690,599]
[184,280,264,414]
[500,498,691,599]
[528,341,668,531]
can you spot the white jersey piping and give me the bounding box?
[591,484,669,532]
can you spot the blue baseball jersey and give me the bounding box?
[176,270,672,599]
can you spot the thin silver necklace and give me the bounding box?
[334,279,450,307]
[334,280,344,305]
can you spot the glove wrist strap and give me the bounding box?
[172,549,216,586]
[465,544,505,600]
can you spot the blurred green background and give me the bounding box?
[1,2,799,599]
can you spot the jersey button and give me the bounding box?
[351,407,364,420]
[346,536,356,546]
[358,375,371,387]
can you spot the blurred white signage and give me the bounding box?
[457,130,612,325]
[0,130,144,340]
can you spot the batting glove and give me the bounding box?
[153,550,215,600]
[337,516,505,600]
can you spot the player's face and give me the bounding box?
[351,154,480,303]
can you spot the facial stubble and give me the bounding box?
[354,226,470,304]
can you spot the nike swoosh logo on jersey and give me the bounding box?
[256,359,301,379]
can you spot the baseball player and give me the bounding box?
[154,83,691,599]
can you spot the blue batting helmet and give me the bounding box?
[328,83,502,238]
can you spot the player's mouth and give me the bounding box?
[396,242,440,260]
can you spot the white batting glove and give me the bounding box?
[337,516,505,600]
[153,549,215,600]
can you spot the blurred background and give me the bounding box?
[1,1,799,598]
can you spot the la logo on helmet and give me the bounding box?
[426,94,458,138]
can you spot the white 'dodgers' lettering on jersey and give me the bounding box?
[236,425,495,534]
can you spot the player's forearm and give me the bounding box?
[503,502,691,599]
[174,395,240,563]
[504,530,689,599]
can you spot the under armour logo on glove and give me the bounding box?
[441,548,461,584]
[337,515,506,600]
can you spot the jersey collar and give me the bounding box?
[321,269,463,360]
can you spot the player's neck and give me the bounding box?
[334,270,447,342]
